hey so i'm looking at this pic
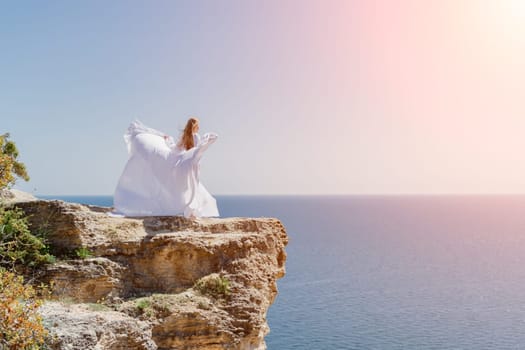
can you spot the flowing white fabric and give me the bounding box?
[113,120,219,218]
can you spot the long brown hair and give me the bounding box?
[177,117,199,150]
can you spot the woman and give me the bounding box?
[113,118,219,218]
[174,117,200,151]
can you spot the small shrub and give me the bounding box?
[194,274,231,298]
[136,299,150,311]
[0,207,55,271]
[0,133,30,189]
[0,269,48,349]
[74,247,92,259]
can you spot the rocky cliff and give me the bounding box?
[11,197,288,350]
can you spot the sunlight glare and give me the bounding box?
[507,0,525,18]
[498,0,525,26]
[478,0,525,47]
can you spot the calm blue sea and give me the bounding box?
[38,195,525,349]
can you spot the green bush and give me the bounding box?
[194,274,231,298]
[74,247,93,259]
[0,133,29,189]
[0,268,48,349]
[0,134,50,349]
[136,299,151,311]
[0,206,55,271]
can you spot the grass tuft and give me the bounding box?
[194,274,231,298]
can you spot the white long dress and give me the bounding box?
[113,120,219,218]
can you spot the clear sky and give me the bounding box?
[2,0,525,195]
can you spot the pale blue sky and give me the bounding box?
[3,1,525,195]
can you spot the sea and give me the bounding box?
[38,195,525,349]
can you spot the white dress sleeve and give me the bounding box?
[127,120,166,137]
[125,120,174,153]
[202,132,218,143]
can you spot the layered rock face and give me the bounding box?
[13,199,288,350]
